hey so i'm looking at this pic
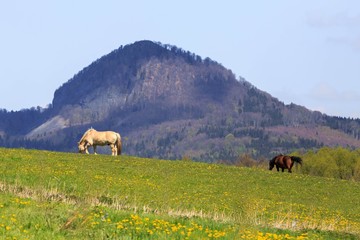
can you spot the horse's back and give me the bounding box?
[91,131,115,145]
[274,155,284,165]
[275,155,292,168]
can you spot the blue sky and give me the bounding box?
[1,1,360,118]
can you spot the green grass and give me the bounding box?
[0,148,359,239]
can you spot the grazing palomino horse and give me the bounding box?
[269,154,302,173]
[78,128,122,156]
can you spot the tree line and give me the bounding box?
[234,146,360,182]
[295,147,360,181]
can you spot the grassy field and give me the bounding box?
[0,148,359,239]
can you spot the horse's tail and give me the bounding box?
[116,133,122,155]
[290,156,303,165]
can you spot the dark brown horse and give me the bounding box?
[269,154,302,173]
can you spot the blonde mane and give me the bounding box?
[78,128,95,144]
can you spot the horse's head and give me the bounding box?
[269,160,275,170]
[269,155,280,170]
[78,129,94,154]
[78,141,87,154]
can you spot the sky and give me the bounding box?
[1,1,360,118]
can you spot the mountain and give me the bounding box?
[1,40,360,162]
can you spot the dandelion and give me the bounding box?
[91,221,99,227]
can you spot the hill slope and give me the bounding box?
[0,148,359,238]
[1,40,360,161]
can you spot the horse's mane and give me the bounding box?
[79,128,96,143]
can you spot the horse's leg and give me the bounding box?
[93,145,97,155]
[288,162,294,173]
[84,142,90,154]
[276,166,280,172]
[110,144,116,156]
[114,146,118,156]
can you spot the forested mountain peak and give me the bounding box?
[1,40,360,161]
[51,40,240,127]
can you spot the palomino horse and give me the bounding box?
[269,154,302,173]
[78,128,122,156]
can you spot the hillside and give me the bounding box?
[1,40,360,161]
[0,148,359,239]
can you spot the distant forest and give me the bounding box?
[1,41,360,162]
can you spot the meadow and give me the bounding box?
[0,148,359,239]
